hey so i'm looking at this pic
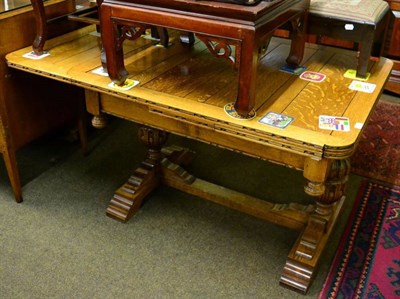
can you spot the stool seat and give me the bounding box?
[310,0,389,24]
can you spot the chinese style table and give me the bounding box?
[100,0,309,117]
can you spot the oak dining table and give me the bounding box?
[6,25,393,293]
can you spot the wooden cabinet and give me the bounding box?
[0,0,85,202]
[385,0,400,94]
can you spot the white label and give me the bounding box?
[345,24,355,30]
[91,67,108,77]
[354,122,364,129]
[23,51,50,60]
[349,80,376,93]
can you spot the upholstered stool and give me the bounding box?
[308,0,390,79]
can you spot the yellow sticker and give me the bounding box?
[344,69,370,81]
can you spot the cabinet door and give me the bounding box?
[385,2,400,57]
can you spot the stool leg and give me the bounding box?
[356,27,374,78]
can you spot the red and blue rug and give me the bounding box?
[319,181,400,299]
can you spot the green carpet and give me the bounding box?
[0,118,363,298]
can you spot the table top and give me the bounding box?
[6,25,393,159]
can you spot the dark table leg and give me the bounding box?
[234,29,258,117]
[100,4,130,85]
[286,12,307,68]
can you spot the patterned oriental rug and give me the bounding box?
[351,100,400,185]
[318,181,400,299]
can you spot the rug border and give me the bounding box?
[318,180,400,299]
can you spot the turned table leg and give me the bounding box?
[280,158,350,293]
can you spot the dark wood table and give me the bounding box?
[6,26,393,294]
[100,0,309,118]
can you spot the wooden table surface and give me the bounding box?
[7,25,392,160]
[6,25,393,293]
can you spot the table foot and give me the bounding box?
[280,216,327,293]
[106,126,168,221]
[280,197,345,293]
[106,159,160,222]
[106,145,196,222]
[281,158,350,293]
[280,259,313,294]
[91,114,108,129]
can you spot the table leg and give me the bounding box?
[280,158,350,293]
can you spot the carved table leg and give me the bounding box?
[280,158,350,293]
[106,126,169,222]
